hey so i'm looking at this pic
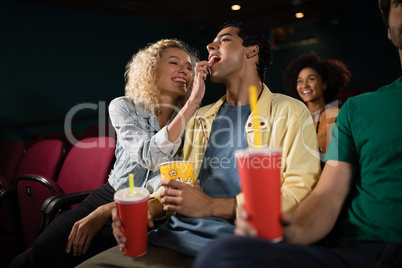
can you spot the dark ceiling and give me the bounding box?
[13,0,347,30]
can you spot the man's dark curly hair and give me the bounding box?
[283,52,351,104]
[379,0,391,27]
[218,21,273,82]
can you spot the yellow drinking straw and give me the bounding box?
[129,173,134,195]
[249,86,262,148]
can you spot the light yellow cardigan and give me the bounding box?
[152,84,321,214]
[180,84,321,213]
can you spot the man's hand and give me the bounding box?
[160,179,213,218]
[234,204,257,237]
[281,212,295,243]
[234,205,295,242]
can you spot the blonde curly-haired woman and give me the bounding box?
[11,39,206,268]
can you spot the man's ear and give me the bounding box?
[246,45,259,59]
[388,28,391,40]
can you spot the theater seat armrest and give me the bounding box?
[38,191,91,234]
[0,186,16,206]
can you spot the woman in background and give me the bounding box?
[10,39,206,268]
[283,52,351,156]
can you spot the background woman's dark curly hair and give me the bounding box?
[283,52,351,104]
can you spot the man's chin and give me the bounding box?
[209,73,222,83]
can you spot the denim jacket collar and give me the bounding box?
[132,100,178,132]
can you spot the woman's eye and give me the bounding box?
[169,62,177,65]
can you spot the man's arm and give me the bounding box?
[160,179,237,220]
[285,160,355,245]
[234,160,355,244]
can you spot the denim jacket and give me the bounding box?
[107,97,181,193]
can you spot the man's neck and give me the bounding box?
[224,78,263,106]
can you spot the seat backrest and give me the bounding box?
[24,132,45,151]
[16,139,64,181]
[0,140,25,185]
[17,176,61,250]
[0,141,24,256]
[16,137,115,249]
[57,136,116,194]
[15,140,65,249]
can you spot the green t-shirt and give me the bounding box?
[325,77,402,245]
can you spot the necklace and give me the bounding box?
[313,107,326,134]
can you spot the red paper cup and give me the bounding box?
[235,148,283,242]
[114,187,149,257]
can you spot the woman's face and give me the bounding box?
[156,47,193,99]
[296,67,326,104]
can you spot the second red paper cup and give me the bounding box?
[235,148,283,242]
[114,187,150,257]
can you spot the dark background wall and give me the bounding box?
[1,0,400,142]
[266,2,400,92]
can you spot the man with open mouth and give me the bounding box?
[78,21,320,268]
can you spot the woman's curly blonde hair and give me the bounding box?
[125,39,199,115]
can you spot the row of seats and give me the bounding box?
[0,136,116,265]
[0,124,116,187]
[24,123,116,152]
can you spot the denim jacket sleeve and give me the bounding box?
[109,97,181,172]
